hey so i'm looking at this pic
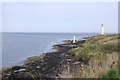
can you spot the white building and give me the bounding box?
[101,24,104,35]
[73,35,76,43]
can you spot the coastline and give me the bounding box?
[2,32,95,68]
[2,37,85,79]
[1,34,119,79]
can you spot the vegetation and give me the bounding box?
[71,34,119,78]
[71,34,119,64]
[102,68,120,78]
[72,45,96,63]
[76,40,86,46]
[98,43,119,53]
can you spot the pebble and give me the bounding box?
[36,66,40,69]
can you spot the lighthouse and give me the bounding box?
[73,35,76,43]
[101,24,104,35]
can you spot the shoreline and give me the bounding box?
[2,38,86,78]
[2,32,92,68]
[2,39,65,68]
[1,34,119,79]
[2,32,96,69]
[1,39,78,68]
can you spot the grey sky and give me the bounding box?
[1,2,118,33]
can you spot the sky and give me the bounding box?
[0,2,118,33]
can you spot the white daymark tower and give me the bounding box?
[73,35,76,43]
[101,24,104,35]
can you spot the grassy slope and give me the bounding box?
[71,34,119,78]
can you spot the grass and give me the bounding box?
[71,34,119,78]
[72,45,96,63]
[97,43,119,54]
[84,34,119,45]
[70,34,119,78]
[102,68,120,78]
[71,34,119,64]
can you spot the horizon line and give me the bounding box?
[1,32,118,34]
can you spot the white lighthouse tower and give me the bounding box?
[73,35,76,43]
[101,24,104,35]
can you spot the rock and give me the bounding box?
[11,66,21,71]
[67,59,72,62]
[6,74,10,76]
[36,66,40,69]
[14,69,26,73]
[73,62,81,65]
[9,72,33,78]
[63,40,73,44]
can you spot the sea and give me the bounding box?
[1,33,97,68]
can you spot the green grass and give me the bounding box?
[97,43,119,54]
[72,45,96,63]
[84,34,119,45]
[102,68,120,78]
[70,34,119,79]
[71,34,119,64]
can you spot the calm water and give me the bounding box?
[2,33,97,67]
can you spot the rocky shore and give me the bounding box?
[1,39,86,79]
[1,34,119,79]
